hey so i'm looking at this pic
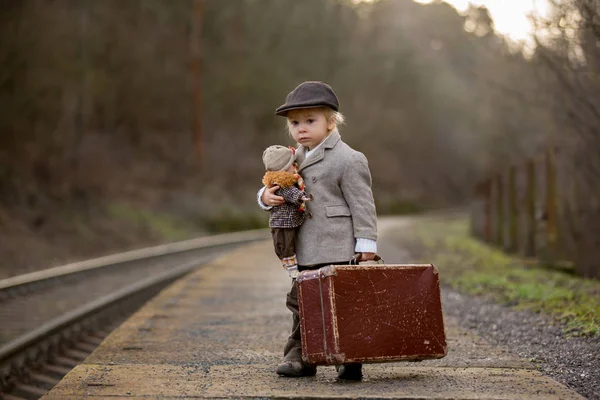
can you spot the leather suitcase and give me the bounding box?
[296,263,447,365]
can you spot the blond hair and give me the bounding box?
[322,107,345,128]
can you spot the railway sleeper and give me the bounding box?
[50,356,78,369]
[2,393,27,400]
[63,349,89,361]
[11,382,47,399]
[28,372,57,388]
[75,342,98,352]
[43,363,71,376]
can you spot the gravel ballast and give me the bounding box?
[441,289,600,400]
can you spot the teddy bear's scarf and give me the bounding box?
[293,162,306,213]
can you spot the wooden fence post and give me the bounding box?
[545,146,558,259]
[484,178,492,242]
[525,159,536,257]
[495,174,504,247]
[508,166,518,252]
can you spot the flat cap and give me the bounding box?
[275,81,339,116]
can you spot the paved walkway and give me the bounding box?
[44,217,583,399]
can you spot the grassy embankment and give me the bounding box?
[410,215,600,336]
[106,202,268,241]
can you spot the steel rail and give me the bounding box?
[0,261,194,398]
[0,228,269,292]
[0,229,270,397]
[0,258,201,366]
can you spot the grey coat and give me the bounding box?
[293,131,377,266]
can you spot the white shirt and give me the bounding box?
[304,137,327,159]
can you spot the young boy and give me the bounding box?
[258,81,377,380]
[261,145,312,278]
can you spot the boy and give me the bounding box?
[259,81,377,380]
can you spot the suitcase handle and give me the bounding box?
[350,253,384,265]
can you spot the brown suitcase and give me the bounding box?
[297,263,447,365]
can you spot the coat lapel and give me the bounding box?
[295,146,306,166]
[298,131,341,172]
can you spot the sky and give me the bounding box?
[358,0,552,50]
[415,0,550,45]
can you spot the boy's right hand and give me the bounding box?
[262,185,284,207]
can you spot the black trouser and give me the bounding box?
[283,261,351,364]
[271,228,297,260]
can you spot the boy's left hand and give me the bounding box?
[358,252,376,261]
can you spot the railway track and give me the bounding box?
[0,229,269,399]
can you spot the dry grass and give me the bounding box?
[406,215,600,336]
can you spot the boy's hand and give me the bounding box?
[358,252,376,261]
[301,194,313,202]
[262,185,284,206]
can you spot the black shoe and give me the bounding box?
[336,363,363,381]
[276,361,317,377]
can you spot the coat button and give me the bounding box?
[311,176,317,183]
[307,212,313,219]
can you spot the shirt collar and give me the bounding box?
[305,129,338,158]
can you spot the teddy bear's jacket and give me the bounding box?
[262,170,307,229]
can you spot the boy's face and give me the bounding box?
[287,108,335,150]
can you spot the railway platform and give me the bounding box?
[43,217,583,399]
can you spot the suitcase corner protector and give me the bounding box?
[327,353,346,365]
[320,265,337,277]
